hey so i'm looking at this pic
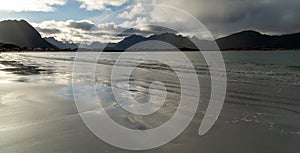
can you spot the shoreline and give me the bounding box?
[1,49,300,53]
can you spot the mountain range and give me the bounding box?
[105,31,300,51]
[110,33,198,51]
[44,37,78,50]
[217,30,300,50]
[0,19,300,51]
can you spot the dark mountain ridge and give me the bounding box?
[44,37,78,50]
[111,33,198,51]
[108,30,300,51]
[0,20,56,49]
[216,30,300,50]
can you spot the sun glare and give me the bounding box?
[0,0,66,12]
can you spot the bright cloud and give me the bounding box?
[32,18,180,44]
[31,1,211,44]
[76,0,129,11]
[32,20,127,43]
[0,0,66,12]
[117,3,146,19]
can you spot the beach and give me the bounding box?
[0,51,300,153]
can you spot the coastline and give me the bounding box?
[2,48,300,53]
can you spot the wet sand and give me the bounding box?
[0,52,300,153]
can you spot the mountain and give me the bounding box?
[111,33,198,51]
[112,34,148,51]
[107,31,300,51]
[79,42,116,51]
[216,30,300,50]
[149,33,197,49]
[44,37,78,50]
[0,20,56,49]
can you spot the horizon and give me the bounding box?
[2,19,300,46]
[1,18,300,51]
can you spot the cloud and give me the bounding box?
[0,0,66,12]
[33,20,128,43]
[116,25,177,37]
[35,27,62,34]
[116,4,210,39]
[31,0,300,43]
[117,2,146,19]
[111,0,300,38]
[32,18,181,44]
[76,0,129,11]
[153,0,300,37]
[32,20,92,43]
[68,20,95,31]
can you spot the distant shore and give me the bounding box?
[1,48,300,53]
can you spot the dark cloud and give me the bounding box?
[68,21,95,31]
[158,0,300,37]
[117,25,178,37]
[142,25,178,34]
[205,0,300,37]
[35,27,61,34]
[87,25,177,40]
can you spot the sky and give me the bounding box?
[0,0,299,44]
